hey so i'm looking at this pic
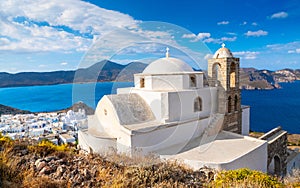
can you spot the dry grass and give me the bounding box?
[22,171,67,188]
[287,134,300,146]
[0,135,299,188]
[284,169,300,187]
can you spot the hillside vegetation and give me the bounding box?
[0,134,299,187]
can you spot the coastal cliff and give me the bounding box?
[240,68,300,90]
[0,61,299,90]
[0,102,94,115]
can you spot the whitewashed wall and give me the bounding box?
[242,106,250,135]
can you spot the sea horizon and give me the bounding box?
[0,81,299,134]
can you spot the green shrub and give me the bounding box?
[0,133,12,146]
[209,168,283,188]
[28,139,70,157]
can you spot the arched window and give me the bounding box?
[212,63,221,86]
[190,74,196,87]
[234,95,238,111]
[194,97,202,112]
[140,78,145,88]
[274,156,281,176]
[228,96,232,113]
[230,62,236,88]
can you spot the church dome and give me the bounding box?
[213,44,233,58]
[142,57,194,74]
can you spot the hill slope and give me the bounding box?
[0,61,147,88]
[0,137,295,187]
[0,61,299,89]
[0,104,31,115]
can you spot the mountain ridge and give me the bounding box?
[0,60,299,89]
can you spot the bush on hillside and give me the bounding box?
[28,139,70,157]
[209,168,283,188]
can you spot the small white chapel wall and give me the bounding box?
[129,118,211,154]
[94,96,122,137]
[221,138,268,172]
[168,87,217,122]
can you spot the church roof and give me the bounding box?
[213,43,233,58]
[106,94,155,125]
[142,57,194,74]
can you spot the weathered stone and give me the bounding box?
[56,165,66,177]
[39,166,52,175]
[45,156,58,162]
[37,161,47,171]
[21,149,28,156]
[83,169,91,180]
[57,158,67,165]
[34,159,43,166]
[259,127,288,176]
[208,55,242,134]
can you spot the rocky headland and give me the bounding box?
[0,102,95,116]
[0,60,299,90]
[239,68,300,90]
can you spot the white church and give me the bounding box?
[79,45,284,173]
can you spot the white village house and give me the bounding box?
[79,45,293,176]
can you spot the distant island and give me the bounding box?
[0,102,95,115]
[0,60,299,90]
[240,68,300,90]
[0,104,31,115]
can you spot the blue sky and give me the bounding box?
[0,0,299,72]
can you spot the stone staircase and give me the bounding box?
[197,113,224,150]
[159,113,225,154]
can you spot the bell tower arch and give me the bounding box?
[208,43,242,133]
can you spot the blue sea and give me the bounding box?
[242,81,300,134]
[0,81,299,133]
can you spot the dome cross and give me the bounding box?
[166,47,170,58]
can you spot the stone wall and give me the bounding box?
[207,57,242,134]
[259,127,288,176]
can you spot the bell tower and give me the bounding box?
[208,43,242,134]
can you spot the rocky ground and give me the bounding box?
[0,136,299,187]
[0,138,213,187]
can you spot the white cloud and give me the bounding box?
[182,32,211,42]
[0,37,10,45]
[60,62,68,65]
[221,36,237,42]
[245,30,268,37]
[270,11,288,19]
[204,36,237,44]
[267,41,300,53]
[217,21,229,25]
[0,0,138,53]
[252,22,258,26]
[197,33,211,40]
[233,51,259,59]
[241,21,247,25]
[287,49,300,54]
[0,0,212,71]
[204,54,213,60]
[182,33,196,39]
